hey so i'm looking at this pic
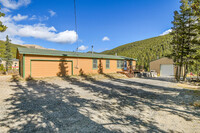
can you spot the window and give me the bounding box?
[93,59,98,69]
[117,60,124,69]
[106,60,110,69]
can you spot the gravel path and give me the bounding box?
[0,75,200,133]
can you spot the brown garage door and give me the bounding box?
[31,60,72,77]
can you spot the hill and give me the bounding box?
[87,51,99,54]
[0,41,56,59]
[0,40,24,58]
[101,34,173,71]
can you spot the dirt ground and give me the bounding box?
[0,74,200,133]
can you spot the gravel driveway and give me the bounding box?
[0,75,200,133]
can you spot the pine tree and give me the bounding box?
[171,11,181,80]
[170,0,198,81]
[0,7,7,32]
[191,0,200,80]
[4,35,12,73]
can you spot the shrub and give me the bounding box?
[0,64,6,73]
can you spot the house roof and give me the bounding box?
[150,57,173,63]
[17,47,136,60]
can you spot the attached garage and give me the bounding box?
[30,60,73,77]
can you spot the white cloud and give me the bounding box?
[30,15,37,20]
[0,0,31,10]
[102,36,110,41]
[13,14,28,21]
[29,15,49,21]
[9,37,24,44]
[78,45,88,51]
[0,15,78,44]
[39,16,49,21]
[0,8,11,13]
[160,29,172,36]
[49,10,56,17]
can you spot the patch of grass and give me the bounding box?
[177,83,200,90]
[81,73,128,80]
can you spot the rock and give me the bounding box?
[193,100,200,107]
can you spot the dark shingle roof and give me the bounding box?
[18,47,135,60]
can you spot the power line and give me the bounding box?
[74,0,79,68]
[74,0,78,52]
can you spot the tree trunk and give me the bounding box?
[6,62,8,73]
[183,64,188,81]
[178,62,182,81]
[175,65,179,81]
[197,61,199,81]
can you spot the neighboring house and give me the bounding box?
[12,59,19,69]
[17,47,136,78]
[150,57,184,77]
[0,58,19,69]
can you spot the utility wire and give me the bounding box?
[74,0,78,51]
[74,0,79,68]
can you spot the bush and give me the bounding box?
[0,64,6,73]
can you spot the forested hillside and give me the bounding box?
[101,34,173,71]
[0,40,24,58]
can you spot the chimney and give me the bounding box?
[115,53,117,56]
[92,45,94,54]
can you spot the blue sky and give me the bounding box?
[0,0,180,52]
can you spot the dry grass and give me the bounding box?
[27,73,129,81]
[78,73,128,80]
[177,83,200,90]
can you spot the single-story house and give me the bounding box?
[0,58,19,69]
[150,57,184,77]
[17,47,136,78]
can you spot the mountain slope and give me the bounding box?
[101,34,173,71]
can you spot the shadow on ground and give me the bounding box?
[0,73,199,132]
[0,79,112,132]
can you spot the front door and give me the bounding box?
[124,60,127,70]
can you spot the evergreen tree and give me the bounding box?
[4,35,12,72]
[191,0,200,80]
[170,0,198,81]
[170,11,181,80]
[0,7,7,32]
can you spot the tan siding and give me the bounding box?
[21,54,136,78]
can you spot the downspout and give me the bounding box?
[23,54,25,78]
